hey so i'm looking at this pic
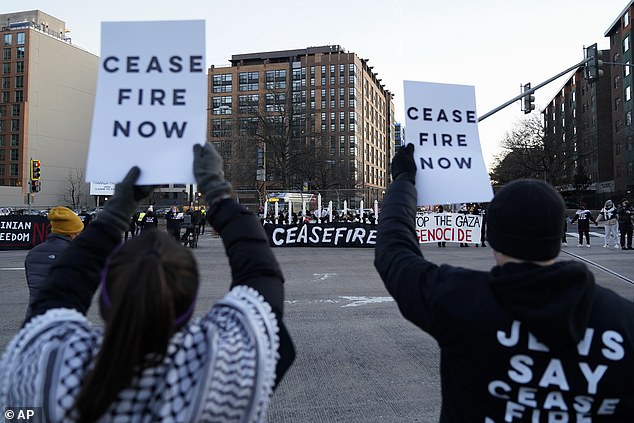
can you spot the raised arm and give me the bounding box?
[193,143,295,384]
[374,144,442,328]
[26,168,153,324]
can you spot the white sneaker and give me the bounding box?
[603,244,608,248]
[577,244,583,247]
[615,245,621,249]
[586,244,591,248]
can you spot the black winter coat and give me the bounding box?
[24,233,73,318]
[374,180,634,422]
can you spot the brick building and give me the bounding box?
[208,45,394,208]
[0,10,98,208]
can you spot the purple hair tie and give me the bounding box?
[100,242,196,327]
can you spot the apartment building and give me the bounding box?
[208,45,394,207]
[543,59,614,201]
[606,1,634,195]
[0,10,98,208]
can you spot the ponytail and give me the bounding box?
[74,231,198,421]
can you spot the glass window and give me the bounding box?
[238,71,259,91]
[14,91,23,102]
[627,111,632,127]
[626,62,631,77]
[3,48,10,60]
[211,96,232,114]
[211,118,232,138]
[3,34,11,46]
[11,119,19,131]
[1,91,8,103]
[16,46,24,59]
[1,77,9,89]
[0,150,4,161]
[12,104,19,116]
[238,94,259,114]
[10,149,18,161]
[625,12,630,28]
[212,73,232,93]
[2,63,9,74]
[16,61,24,73]
[264,69,286,89]
[16,33,25,45]
[624,36,630,53]
[9,163,18,176]
[627,86,632,102]
[10,134,18,146]
[14,75,23,88]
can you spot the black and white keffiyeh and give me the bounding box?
[0,286,279,422]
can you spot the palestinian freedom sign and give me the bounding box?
[404,81,493,206]
[0,216,50,250]
[415,212,482,244]
[86,20,206,186]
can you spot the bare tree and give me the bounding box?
[63,168,89,210]
[490,115,595,187]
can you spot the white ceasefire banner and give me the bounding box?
[403,81,493,205]
[86,20,207,185]
[415,212,482,244]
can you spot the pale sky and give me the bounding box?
[4,0,630,168]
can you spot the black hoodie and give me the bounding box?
[375,180,634,422]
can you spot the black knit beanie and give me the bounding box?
[487,179,565,261]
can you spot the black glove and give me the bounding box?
[391,143,416,184]
[97,167,154,233]
[193,143,232,205]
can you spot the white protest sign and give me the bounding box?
[89,182,115,196]
[415,212,482,244]
[86,20,206,185]
[403,81,493,205]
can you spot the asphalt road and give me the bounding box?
[1,229,633,422]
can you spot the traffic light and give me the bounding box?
[584,43,603,82]
[522,83,535,114]
[30,159,41,181]
[30,180,41,193]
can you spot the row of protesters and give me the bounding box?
[261,209,379,225]
[376,144,634,422]
[570,199,634,249]
[2,143,295,422]
[571,202,598,247]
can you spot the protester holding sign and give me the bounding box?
[375,144,634,422]
[0,144,295,422]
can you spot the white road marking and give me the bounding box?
[313,273,338,281]
[284,296,394,308]
[339,296,394,307]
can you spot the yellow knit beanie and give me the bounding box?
[48,206,84,235]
